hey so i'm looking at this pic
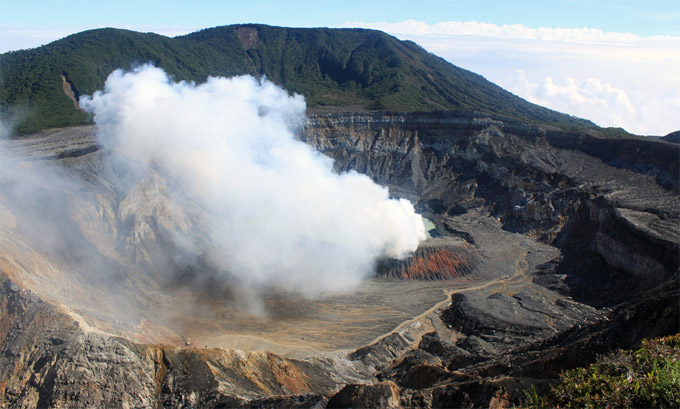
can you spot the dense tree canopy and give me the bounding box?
[0,24,594,134]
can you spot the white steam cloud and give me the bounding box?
[80,65,425,295]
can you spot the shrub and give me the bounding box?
[524,334,680,408]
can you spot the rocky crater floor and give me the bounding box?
[0,111,678,408]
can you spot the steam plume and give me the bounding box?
[80,65,425,295]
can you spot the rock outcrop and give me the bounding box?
[303,111,679,301]
[377,237,477,280]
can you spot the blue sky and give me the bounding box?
[1,0,679,134]
[2,0,678,38]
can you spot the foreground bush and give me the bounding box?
[525,334,680,408]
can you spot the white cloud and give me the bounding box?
[0,25,72,53]
[348,20,680,135]
[507,71,641,131]
[347,19,642,43]
[0,24,196,53]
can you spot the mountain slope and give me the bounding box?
[0,24,594,135]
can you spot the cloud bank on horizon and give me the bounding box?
[348,19,680,136]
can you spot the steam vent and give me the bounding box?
[0,25,678,408]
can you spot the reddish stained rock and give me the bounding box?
[378,238,476,281]
[401,248,470,280]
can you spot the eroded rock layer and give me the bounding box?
[378,237,477,280]
[303,111,679,301]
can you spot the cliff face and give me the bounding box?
[0,111,678,407]
[303,111,679,300]
[302,111,679,406]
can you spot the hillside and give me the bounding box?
[0,24,595,135]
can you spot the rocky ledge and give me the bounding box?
[304,111,679,302]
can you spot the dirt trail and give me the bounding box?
[361,216,550,353]
[366,265,525,349]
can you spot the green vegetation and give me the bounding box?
[524,334,680,408]
[0,24,595,135]
[598,127,637,139]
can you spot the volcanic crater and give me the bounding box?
[0,111,678,407]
